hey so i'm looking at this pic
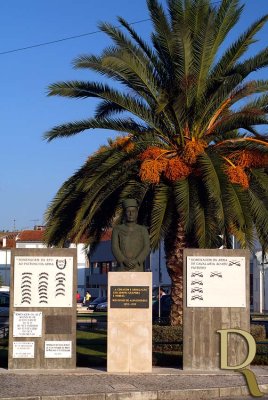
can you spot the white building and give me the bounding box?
[0,232,17,287]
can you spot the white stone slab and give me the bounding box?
[13,342,35,358]
[14,256,73,307]
[13,312,42,337]
[45,341,72,358]
[186,256,246,307]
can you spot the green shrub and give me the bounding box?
[153,325,182,351]
[152,325,182,366]
[252,346,268,365]
[250,324,266,341]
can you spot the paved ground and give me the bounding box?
[1,366,268,400]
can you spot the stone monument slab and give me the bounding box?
[183,248,250,371]
[8,248,77,370]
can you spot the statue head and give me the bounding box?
[122,198,139,223]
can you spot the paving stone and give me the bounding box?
[0,367,268,400]
[158,388,219,400]
[106,392,157,400]
[219,386,242,397]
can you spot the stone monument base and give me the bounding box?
[107,272,152,373]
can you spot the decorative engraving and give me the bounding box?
[191,280,203,285]
[191,295,203,301]
[55,271,66,297]
[191,272,203,278]
[56,259,67,270]
[229,260,241,266]
[191,287,203,293]
[21,272,32,304]
[210,271,222,278]
[38,272,48,304]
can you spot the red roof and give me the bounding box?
[17,230,45,242]
[5,238,16,248]
[1,232,19,240]
[0,228,110,248]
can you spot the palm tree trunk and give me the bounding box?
[164,219,187,326]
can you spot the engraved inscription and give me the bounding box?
[110,286,149,308]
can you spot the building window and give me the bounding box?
[90,261,118,274]
[111,261,118,271]
[91,262,100,274]
[101,262,110,274]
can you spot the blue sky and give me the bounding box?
[0,0,267,231]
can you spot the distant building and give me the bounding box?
[0,232,17,286]
[15,228,46,249]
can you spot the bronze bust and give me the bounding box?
[111,199,150,272]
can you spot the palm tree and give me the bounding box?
[44,0,268,325]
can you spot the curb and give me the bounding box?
[1,384,268,400]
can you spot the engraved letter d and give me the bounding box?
[217,329,264,398]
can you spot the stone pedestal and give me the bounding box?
[183,249,250,370]
[107,272,152,373]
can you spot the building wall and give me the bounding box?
[71,243,89,297]
[16,243,47,249]
[150,241,171,289]
[0,249,11,286]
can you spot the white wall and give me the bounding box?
[0,248,11,286]
[69,243,89,296]
[0,249,11,264]
[16,243,46,248]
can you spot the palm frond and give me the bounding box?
[150,183,172,248]
[197,153,224,227]
[44,117,149,141]
[173,179,190,232]
[211,14,268,79]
